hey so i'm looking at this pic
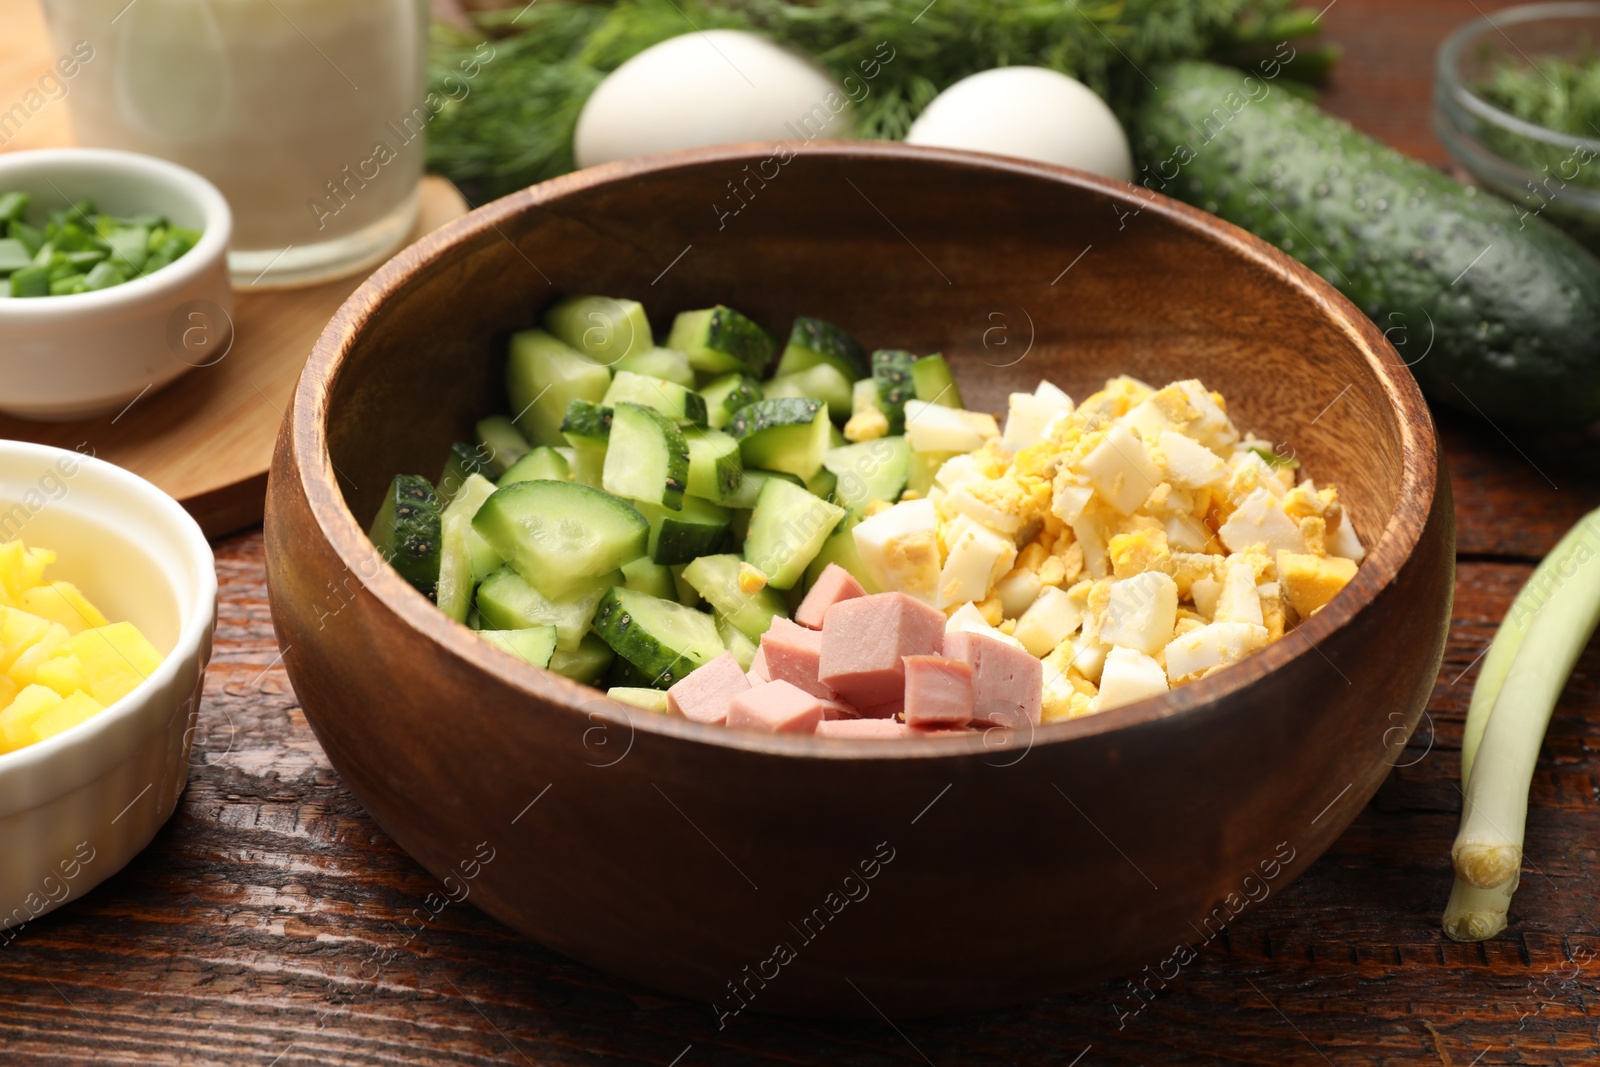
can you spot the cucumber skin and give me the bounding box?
[1131,61,1600,426]
[370,475,442,598]
[591,587,723,687]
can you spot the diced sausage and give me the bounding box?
[816,718,911,738]
[902,655,974,727]
[818,593,946,708]
[795,564,867,629]
[667,651,751,726]
[758,617,836,700]
[942,630,1042,728]
[726,679,825,734]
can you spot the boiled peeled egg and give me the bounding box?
[574,30,850,169]
[905,66,1133,180]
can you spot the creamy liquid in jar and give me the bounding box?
[44,0,428,287]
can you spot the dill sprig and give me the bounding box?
[428,0,1329,201]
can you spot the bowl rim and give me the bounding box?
[0,440,217,779]
[1436,1,1600,156]
[288,140,1437,760]
[0,147,232,319]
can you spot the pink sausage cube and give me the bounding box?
[795,563,867,629]
[902,655,974,727]
[942,631,1043,729]
[726,679,825,734]
[818,593,946,708]
[666,651,750,726]
[747,646,771,684]
[759,617,835,700]
[816,718,912,739]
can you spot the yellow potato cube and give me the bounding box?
[1276,551,1358,618]
[0,541,54,602]
[0,673,17,712]
[17,581,110,635]
[28,691,105,744]
[7,622,71,689]
[0,607,51,672]
[0,684,64,752]
[71,622,165,706]
[33,653,90,698]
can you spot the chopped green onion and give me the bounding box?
[0,189,200,296]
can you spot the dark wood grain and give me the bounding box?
[2,0,1598,1062]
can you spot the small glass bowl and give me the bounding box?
[1435,2,1600,250]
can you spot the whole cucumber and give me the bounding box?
[1130,60,1600,426]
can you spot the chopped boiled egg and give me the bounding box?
[905,400,999,453]
[1098,570,1178,656]
[1078,424,1161,515]
[1002,389,1074,452]
[1217,487,1304,555]
[945,600,1027,650]
[1213,561,1264,627]
[852,498,941,604]
[1014,583,1087,657]
[1156,429,1228,489]
[938,515,1017,609]
[1163,621,1270,682]
[1094,646,1169,710]
[1275,551,1358,617]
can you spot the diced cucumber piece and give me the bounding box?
[622,556,677,600]
[851,377,881,417]
[542,295,652,365]
[472,480,648,589]
[804,512,881,593]
[684,427,743,502]
[607,655,667,689]
[806,465,837,500]
[670,564,702,608]
[715,614,759,670]
[507,329,611,447]
[682,554,789,641]
[666,305,776,377]
[871,349,916,434]
[613,346,695,387]
[728,397,830,482]
[774,316,868,380]
[906,449,958,496]
[608,686,670,712]
[438,441,493,504]
[591,587,725,687]
[603,370,708,425]
[499,446,571,486]
[716,467,799,510]
[603,402,690,510]
[474,416,531,475]
[763,362,853,422]
[560,399,611,488]
[742,478,846,590]
[911,353,964,408]
[476,565,617,651]
[824,437,911,514]
[436,514,476,622]
[699,373,763,430]
[440,473,503,582]
[369,474,442,598]
[479,626,559,669]
[548,632,613,684]
[635,495,733,564]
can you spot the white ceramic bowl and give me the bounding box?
[0,441,215,934]
[0,148,234,421]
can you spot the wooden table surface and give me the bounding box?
[8,1,1600,1064]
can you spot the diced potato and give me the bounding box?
[71,622,165,706]
[18,581,111,635]
[29,691,106,744]
[0,607,52,673]
[7,622,71,688]
[0,684,64,752]
[33,653,90,698]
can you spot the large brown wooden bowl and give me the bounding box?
[264,143,1452,1017]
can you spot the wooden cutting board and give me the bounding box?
[0,0,469,536]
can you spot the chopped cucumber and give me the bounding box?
[607,655,668,689]
[436,514,476,622]
[911,353,964,408]
[438,441,493,504]
[369,474,442,598]
[621,556,677,600]
[906,449,958,496]
[728,397,831,482]
[499,446,571,485]
[670,564,702,608]
[602,370,708,425]
[742,477,846,590]
[440,473,503,582]
[699,373,763,430]
[507,329,611,447]
[806,465,837,500]
[805,512,880,594]
[472,480,648,589]
[476,565,617,651]
[607,686,670,712]
[851,377,881,418]
[548,632,613,683]
[871,349,916,434]
[764,362,853,422]
[474,416,531,475]
[715,614,759,670]
[824,437,911,514]
[560,398,611,487]
[603,402,690,510]
[684,427,743,502]
[666,305,776,377]
[613,346,695,387]
[716,467,799,510]
[591,587,726,687]
[682,553,789,641]
[774,316,868,380]
[635,495,733,564]
[542,295,652,365]
[479,626,559,668]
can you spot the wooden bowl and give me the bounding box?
[265,143,1452,1017]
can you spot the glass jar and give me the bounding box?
[42,0,429,288]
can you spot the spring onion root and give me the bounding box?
[1451,509,1600,892]
[1443,871,1519,942]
